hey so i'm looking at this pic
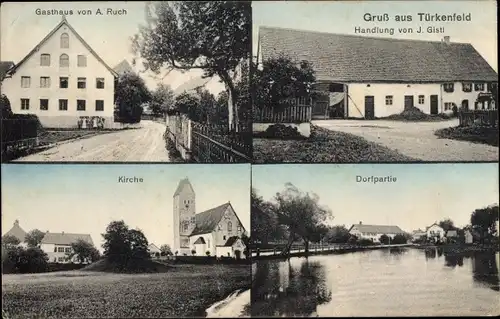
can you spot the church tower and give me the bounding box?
[173,178,196,255]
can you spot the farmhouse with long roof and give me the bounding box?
[257,26,498,119]
[173,178,247,258]
[348,222,405,243]
[2,16,118,128]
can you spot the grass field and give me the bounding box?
[435,125,499,147]
[2,263,251,318]
[253,125,415,163]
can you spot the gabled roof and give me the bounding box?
[190,202,232,236]
[2,220,27,242]
[349,224,404,234]
[0,61,15,80]
[7,17,117,77]
[174,76,210,96]
[259,26,498,83]
[193,237,206,245]
[173,178,195,197]
[148,243,161,253]
[40,232,93,246]
[223,236,240,247]
[426,223,443,231]
[113,59,134,75]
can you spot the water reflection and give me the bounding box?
[253,249,500,316]
[251,257,332,317]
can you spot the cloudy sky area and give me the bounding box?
[0,1,226,94]
[252,164,498,232]
[253,0,498,71]
[1,164,251,252]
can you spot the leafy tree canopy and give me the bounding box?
[25,229,45,248]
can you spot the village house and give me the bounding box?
[464,229,474,244]
[444,229,458,243]
[172,178,248,259]
[348,222,404,243]
[426,223,445,243]
[2,220,28,248]
[40,231,94,264]
[257,26,498,120]
[411,229,427,242]
[148,243,161,258]
[2,16,118,128]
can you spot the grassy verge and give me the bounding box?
[2,263,250,318]
[253,125,416,163]
[163,132,189,163]
[435,125,499,147]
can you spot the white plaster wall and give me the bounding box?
[41,243,80,263]
[189,233,214,256]
[442,82,488,111]
[212,206,246,246]
[253,122,311,137]
[348,83,441,117]
[426,225,445,238]
[2,22,115,128]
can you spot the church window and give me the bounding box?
[227,221,232,232]
[59,54,69,67]
[223,235,226,240]
[190,217,195,224]
[61,33,69,48]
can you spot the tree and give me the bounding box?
[471,204,499,244]
[1,94,12,118]
[25,229,45,248]
[128,229,150,260]
[439,218,456,232]
[274,183,333,255]
[324,225,351,244]
[251,188,286,245]
[114,72,151,123]
[379,234,390,245]
[2,235,20,247]
[150,83,175,116]
[253,55,316,111]
[160,244,172,256]
[15,247,49,273]
[132,1,251,131]
[67,239,100,264]
[392,234,408,245]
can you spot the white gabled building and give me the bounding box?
[257,26,498,120]
[348,222,405,243]
[426,223,445,242]
[2,16,118,128]
[40,231,94,264]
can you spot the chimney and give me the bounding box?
[359,221,362,225]
[14,219,19,226]
[443,36,450,44]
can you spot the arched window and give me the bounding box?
[59,54,69,67]
[227,221,232,232]
[60,33,69,48]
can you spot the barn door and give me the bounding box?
[364,96,375,119]
[430,95,438,114]
[312,101,329,119]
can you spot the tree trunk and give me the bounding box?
[219,71,239,132]
[304,239,309,255]
[281,231,295,257]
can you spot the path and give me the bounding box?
[205,289,250,318]
[15,120,170,162]
[314,119,498,161]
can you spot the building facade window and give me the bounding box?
[443,83,454,93]
[418,95,425,104]
[77,77,86,89]
[59,54,69,67]
[60,33,69,48]
[21,76,30,88]
[237,226,242,232]
[40,77,51,88]
[95,100,104,111]
[58,257,65,262]
[21,98,30,110]
[96,78,105,89]
[57,247,65,253]
[40,99,49,111]
[59,99,68,111]
[40,54,51,66]
[77,55,87,67]
[444,102,454,111]
[462,82,472,92]
[65,247,72,253]
[77,99,86,111]
[60,77,69,88]
[385,95,393,105]
[474,83,485,91]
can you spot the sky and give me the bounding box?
[1,164,251,252]
[252,0,498,71]
[252,163,499,232]
[0,1,225,94]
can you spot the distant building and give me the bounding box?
[464,229,474,244]
[40,231,94,264]
[173,77,210,97]
[411,229,427,241]
[173,178,247,258]
[2,16,118,128]
[426,223,445,242]
[2,219,28,247]
[348,222,404,243]
[148,243,161,258]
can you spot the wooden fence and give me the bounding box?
[254,97,313,123]
[190,122,251,163]
[459,109,498,127]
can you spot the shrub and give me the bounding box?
[357,238,375,246]
[392,234,408,245]
[255,123,304,139]
[379,234,390,245]
[191,249,196,256]
[2,246,49,274]
[206,250,210,256]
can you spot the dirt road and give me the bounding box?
[16,120,170,162]
[313,119,498,161]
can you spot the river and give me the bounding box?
[251,248,500,317]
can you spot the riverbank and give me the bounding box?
[252,244,414,260]
[2,264,251,318]
[205,288,251,317]
[414,244,500,253]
